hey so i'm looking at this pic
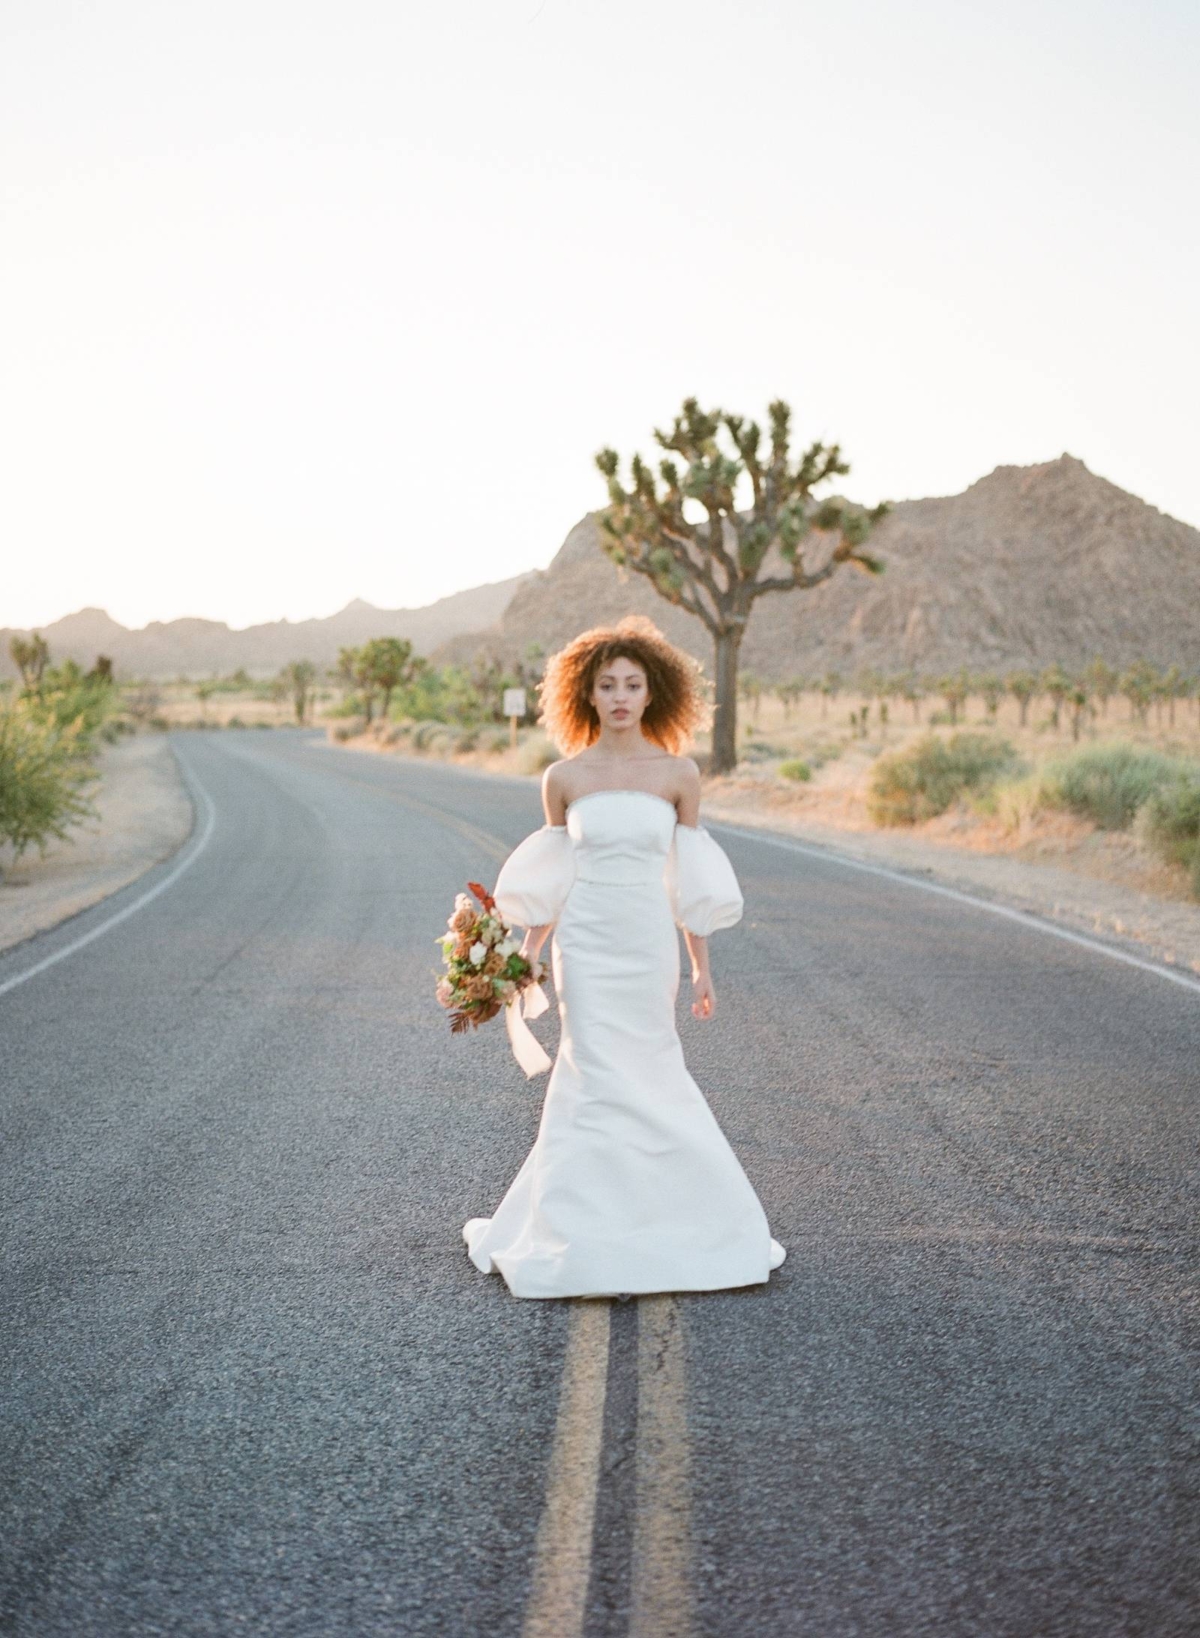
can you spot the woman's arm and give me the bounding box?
[683,928,716,1019]
[675,759,714,1015]
[519,922,553,963]
[517,764,568,962]
[542,761,568,826]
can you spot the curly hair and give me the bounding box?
[538,615,709,756]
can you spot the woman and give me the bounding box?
[463,615,786,1299]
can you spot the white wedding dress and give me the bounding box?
[462,789,786,1300]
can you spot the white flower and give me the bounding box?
[496,939,517,958]
[469,940,488,965]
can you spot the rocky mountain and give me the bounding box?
[434,456,1200,679]
[0,573,532,682]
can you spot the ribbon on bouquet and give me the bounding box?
[505,981,551,1077]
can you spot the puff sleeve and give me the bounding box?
[492,826,574,929]
[665,824,744,936]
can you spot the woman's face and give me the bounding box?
[590,654,651,733]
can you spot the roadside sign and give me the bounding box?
[503,688,526,719]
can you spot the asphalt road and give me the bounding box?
[2,728,1197,1638]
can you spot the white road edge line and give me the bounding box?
[711,820,1200,997]
[0,744,216,1000]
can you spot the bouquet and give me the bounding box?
[435,881,547,1034]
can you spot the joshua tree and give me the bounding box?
[469,652,506,721]
[510,642,548,722]
[195,679,216,722]
[350,646,381,723]
[361,637,420,720]
[280,659,317,725]
[937,668,970,726]
[975,672,1004,722]
[1161,664,1184,729]
[898,671,924,723]
[820,670,843,720]
[1040,663,1072,730]
[1119,660,1156,725]
[1006,670,1038,728]
[10,632,50,693]
[1067,682,1091,742]
[595,398,890,773]
[1084,657,1117,718]
[855,665,886,711]
[332,645,359,701]
[776,676,806,721]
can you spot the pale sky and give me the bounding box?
[3,0,1197,633]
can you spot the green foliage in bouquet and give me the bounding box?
[435,881,546,1033]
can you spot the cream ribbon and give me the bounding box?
[505,981,552,1077]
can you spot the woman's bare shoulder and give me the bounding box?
[669,754,702,796]
[666,756,701,826]
[541,756,586,821]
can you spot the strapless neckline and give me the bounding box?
[564,789,678,816]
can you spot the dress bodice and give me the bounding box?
[492,789,744,938]
[565,789,677,885]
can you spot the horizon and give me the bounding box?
[4,0,1198,632]
[8,447,1194,636]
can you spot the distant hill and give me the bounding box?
[0,573,532,682]
[433,455,1200,679]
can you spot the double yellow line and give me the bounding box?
[523,1295,694,1638]
[322,754,697,1634]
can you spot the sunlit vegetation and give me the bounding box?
[1,637,122,862]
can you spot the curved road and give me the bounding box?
[2,729,1197,1637]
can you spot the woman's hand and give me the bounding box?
[691,968,716,1020]
[520,925,551,965]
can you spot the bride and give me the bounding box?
[463,615,787,1300]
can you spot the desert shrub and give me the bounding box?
[868,733,1022,826]
[226,716,246,729]
[1138,766,1200,896]
[454,728,480,753]
[326,694,367,719]
[328,718,366,743]
[517,732,558,775]
[779,759,812,782]
[484,729,510,754]
[1043,742,1180,830]
[31,662,119,749]
[0,701,99,861]
[411,720,447,750]
[988,770,1059,833]
[149,715,171,732]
